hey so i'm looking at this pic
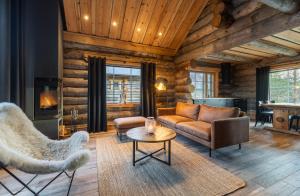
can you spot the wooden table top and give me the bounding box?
[262,103,300,109]
[127,126,176,143]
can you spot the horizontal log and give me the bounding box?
[63,87,87,97]
[176,7,300,63]
[259,0,300,13]
[64,69,88,78]
[63,78,88,87]
[175,70,189,79]
[175,85,195,93]
[64,59,88,70]
[63,114,87,125]
[107,104,140,112]
[64,31,177,56]
[190,13,214,34]
[176,77,192,85]
[156,90,175,97]
[207,53,254,62]
[175,93,192,100]
[183,24,218,46]
[156,97,176,103]
[63,105,87,115]
[63,124,87,131]
[107,111,140,121]
[245,40,298,57]
[178,6,280,57]
[232,1,262,19]
[63,97,88,105]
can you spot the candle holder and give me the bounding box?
[145,117,156,134]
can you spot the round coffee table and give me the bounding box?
[127,126,176,166]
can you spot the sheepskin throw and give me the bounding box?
[0,102,90,174]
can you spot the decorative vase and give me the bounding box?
[145,117,156,134]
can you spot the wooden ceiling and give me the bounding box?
[63,0,208,54]
[197,26,300,65]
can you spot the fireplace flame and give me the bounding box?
[40,89,58,109]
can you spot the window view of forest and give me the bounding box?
[269,69,300,104]
[190,71,214,99]
[106,66,140,104]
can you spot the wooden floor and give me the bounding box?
[1,123,300,195]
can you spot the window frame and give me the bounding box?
[106,65,141,104]
[269,68,300,104]
[188,66,220,99]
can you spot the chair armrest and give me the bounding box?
[157,107,176,116]
[211,116,249,149]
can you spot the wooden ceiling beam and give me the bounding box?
[206,53,255,63]
[259,0,300,14]
[64,49,174,67]
[245,40,298,56]
[64,31,177,56]
[175,9,300,63]
[252,52,300,67]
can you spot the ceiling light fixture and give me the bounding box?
[158,32,162,36]
[83,15,89,21]
[137,28,141,32]
[112,21,117,27]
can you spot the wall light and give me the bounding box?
[158,32,163,36]
[112,21,118,27]
[155,77,168,91]
[83,15,89,21]
[137,28,141,32]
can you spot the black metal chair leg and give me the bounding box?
[0,166,77,196]
[66,170,76,196]
[209,148,212,157]
[238,144,241,150]
[296,119,299,132]
[290,117,294,130]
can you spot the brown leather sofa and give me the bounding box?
[157,102,249,156]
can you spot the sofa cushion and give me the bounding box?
[158,115,193,127]
[176,121,211,141]
[176,102,200,120]
[198,104,240,123]
[114,116,146,129]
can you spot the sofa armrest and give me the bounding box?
[157,107,176,116]
[211,116,249,149]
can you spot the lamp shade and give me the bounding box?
[155,77,168,91]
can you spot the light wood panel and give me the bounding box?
[95,0,113,37]
[131,0,157,43]
[63,0,208,51]
[109,0,126,39]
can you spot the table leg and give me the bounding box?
[136,141,139,150]
[168,140,171,165]
[133,141,136,166]
[163,141,166,150]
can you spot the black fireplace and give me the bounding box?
[34,78,62,120]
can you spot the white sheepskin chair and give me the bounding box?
[0,102,91,195]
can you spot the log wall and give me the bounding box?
[230,65,256,119]
[63,42,175,130]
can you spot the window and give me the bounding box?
[106,66,141,104]
[269,68,300,103]
[190,71,215,99]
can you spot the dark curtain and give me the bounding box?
[141,62,156,117]
[256,66,270,118]
[0,0,25,107]
[88,57,107,132]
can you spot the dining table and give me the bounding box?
[262,103,300,135]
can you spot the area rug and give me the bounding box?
[96,134,245,196]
